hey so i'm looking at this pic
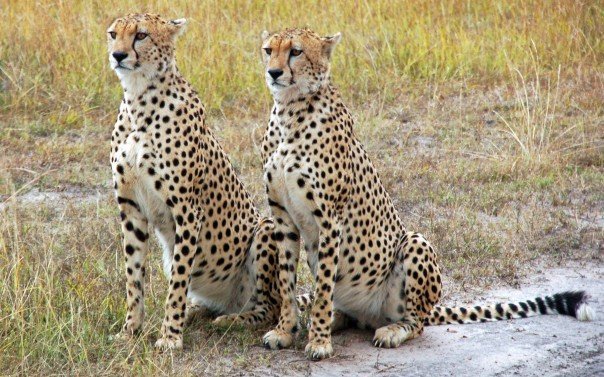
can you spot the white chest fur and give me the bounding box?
[114,132,170,227]
[115,134,148,173]
[265,146,320,270]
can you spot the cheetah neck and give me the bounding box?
[273,82,347,134]
[121,65,190,117]
[120,63,180,103]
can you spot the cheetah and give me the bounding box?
[258,27,594,360]
[107,13,286,350]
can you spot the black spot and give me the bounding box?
[134,229,147,242]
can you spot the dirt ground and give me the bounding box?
[236,262,603,377]
[0,189,602,376]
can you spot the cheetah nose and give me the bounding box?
[268,69,284,80]
[112,51,128,63]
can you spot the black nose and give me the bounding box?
[112,51,128,63]
[268,69,284,79]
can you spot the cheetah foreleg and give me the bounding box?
[262,206,301,350]
[116,196,149,339]
[305,214,341,360]
[155,202,201,350]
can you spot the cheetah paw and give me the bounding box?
[213,314,243,327]
[262,329,293,350]
[372,325,409,348]
[305,339,333,360]
[154,335,183,351]
[113,321,141,341]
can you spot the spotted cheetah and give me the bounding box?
[259,27,594,360]
[107,13,287,350]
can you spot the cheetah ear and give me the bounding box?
[321,32,342,59]
[169,18,187,38]
[261,30,270,41]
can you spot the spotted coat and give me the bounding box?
[258,28,594,360]
[107,13,283,350]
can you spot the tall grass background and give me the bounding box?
[1,0,601,116]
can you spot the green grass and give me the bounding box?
[0,0,603,375]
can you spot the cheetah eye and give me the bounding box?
[135,32,148,41]
[263,48,272,55]
[290,48,302,57]
[108,31,117,40]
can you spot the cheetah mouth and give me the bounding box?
[114,64,133,71]
[270,80,295,88]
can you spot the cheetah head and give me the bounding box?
[107,13,186,88]
[261,28,341,101]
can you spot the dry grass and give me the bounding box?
[1,0,601,115]
[1,0,603,375]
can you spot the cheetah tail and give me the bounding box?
[424,291,595,326]
[296,293,314,312]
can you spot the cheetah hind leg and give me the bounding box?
[296,293,314,312]
[184,300,216,326]
[213,311,268,328]
[214,218,281,328]
[214,259,314,328]
[373,232,441,348]
[215,220,317,328]
[293,292,359,333]
[214,293,313,329]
